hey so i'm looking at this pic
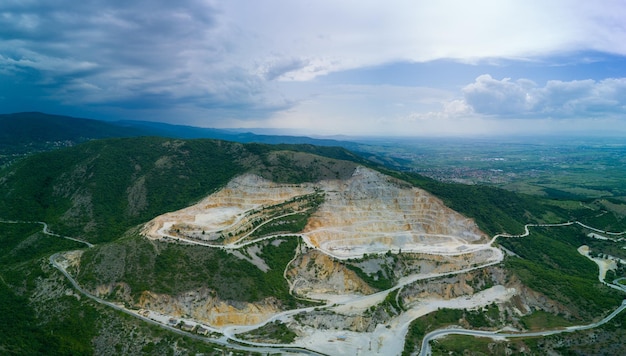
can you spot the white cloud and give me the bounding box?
[262,83,455,135]
[1,0,626,134]
[462,75,535,115]
[461,75,626,119]
[225,0,626,81]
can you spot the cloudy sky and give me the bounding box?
[2,0,626,136]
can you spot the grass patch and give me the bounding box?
[237,320,297,344]
[520,310,575,331]
[431,335,536,356]
[402,308,464,355]
[344,251,398,291]
[250,212,312,238]
[430,335,494,355]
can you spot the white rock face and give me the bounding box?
[303,166,488,258]
[128,165,513,352]
[143,166,488,258]
[142,174,317,242]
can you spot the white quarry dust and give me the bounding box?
[195,207,246,228]
[291,286,516,356]
[578,245,617,281]
[139,166,510,355]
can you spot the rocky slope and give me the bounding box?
[132,165,495,329]
[143,166,488,258]
[286,248,376,297]
[137,289,282,327]
[304,166,488,258]
[142,174,318,244]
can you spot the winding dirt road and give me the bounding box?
[5,216,626,356]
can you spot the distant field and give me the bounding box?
[355,136,626,201]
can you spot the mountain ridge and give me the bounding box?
[0,136,367,243]
[0,112,363,168]
[2,117,626,355]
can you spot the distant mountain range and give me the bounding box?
[0,112,360,160]
[2,112,626,355]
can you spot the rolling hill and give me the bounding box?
[0,112,363,168]
[1,120,626,355]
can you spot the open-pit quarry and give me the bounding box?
[134,166,512,355]
[143,166,491,255]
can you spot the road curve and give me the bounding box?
[420,301,626,356]
[418,219,626,356]
[48,253,329,356]
[7,217,626,356]
[0,219,94,248]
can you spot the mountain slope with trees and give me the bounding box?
[1,120,625,354]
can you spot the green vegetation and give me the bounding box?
[0,137,363,244]
[383,288,404,313]
[235,192,324,241]
[237,320,297,344]
[0,222,98,355]
[0,112,145,167]
[382,169,551,236]
[3,127,626,354]
[0,223,84,266]
[430,335,532,356]
[402,306,506,355]
[78,234,305,307]
[430,335,495,355]
[500,226,623,320]
[0,136,370,354]
[520,310,574,331]
[403,220,625,355]
[344,253,397,290]
[0,276,103,355]
[0,280,53,354]
[357,137,626,202]
[0,137,248,243]
[249,212,311,237]
[402,308,464,355]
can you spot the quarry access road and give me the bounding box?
[48,252,330,356]
[419,300,626,356]
[419,221,626,356]
[21,215,626,356]
[0,219,327,356]
[0,219,94,248]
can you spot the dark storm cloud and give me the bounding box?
[0,0,285,121]
[2,1,626,134]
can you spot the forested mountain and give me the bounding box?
[0,136,367,243]
[1,124,626,355]
[0,112,361,167]
[0,112,145,165]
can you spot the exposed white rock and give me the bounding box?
[304,167,488,258]
[143,166,488,259]
[134,165,504,354]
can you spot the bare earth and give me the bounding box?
[136,166,512,355]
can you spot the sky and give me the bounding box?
[2,0,626,137]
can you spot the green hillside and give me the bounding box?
[0,136,363,243]
[0,112,148,166]
[0,134,556,244]
[2,135,625,355]
[0,112,365,168]
[0,136,364,354]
